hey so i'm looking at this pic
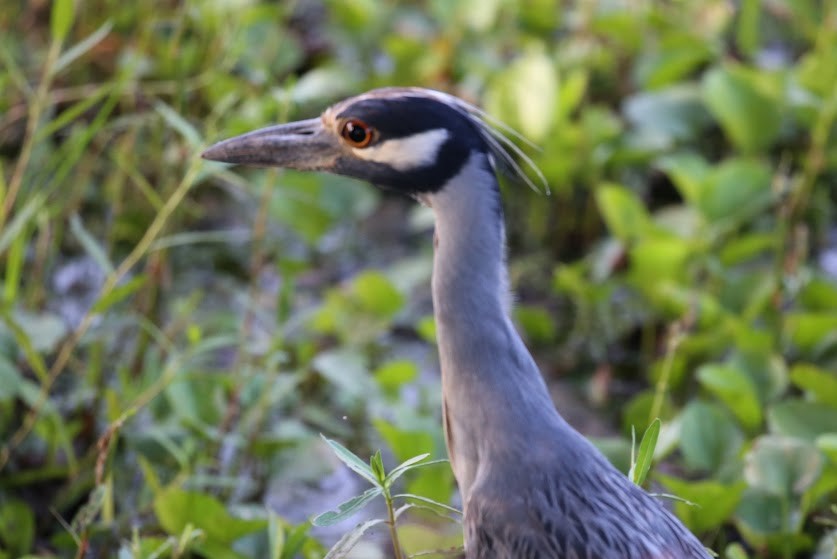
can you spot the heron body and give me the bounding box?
[203,88,711,559]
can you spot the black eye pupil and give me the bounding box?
[347,123,367,143]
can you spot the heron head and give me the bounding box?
[202,87,543,195]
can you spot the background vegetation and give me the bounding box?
[1,0,836,557]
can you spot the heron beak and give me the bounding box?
[201,118,340,171]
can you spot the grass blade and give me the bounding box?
[56,20,113,73]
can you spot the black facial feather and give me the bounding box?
[333,96,492,194]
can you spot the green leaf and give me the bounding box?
[699,158,772,224]
[370,450,386,483]
[623,85,711,145]
[0,499,35,556]
[351,271,404,318]
[768,400,837,442]
[153,489,265,544]
[658,476,746,533]
[630,238,691,285]
[595,183,651,242]
[384,454,447,490]
[697,363,763,429]
[678,401,743,474]
[785,313,837,354]
[51,0,75,43]
[514,306,556,344]
[629,418,660,486]
[656,152,709,207]
[744,436,823,498]
[311,487,382,527]
[484,48,558,142]
[374,360,417,395]
[790,364,837,406]
[320,435,377,486]
[322,517,386,558]
[817,434,837,464]
[702,64,782,153]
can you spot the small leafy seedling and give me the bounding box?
[629,418,661,487]
[314,435,453,559]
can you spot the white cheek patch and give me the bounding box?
[352,128,449,171]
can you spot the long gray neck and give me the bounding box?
[424,152,567,499]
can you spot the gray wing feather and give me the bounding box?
[463,449,711,559]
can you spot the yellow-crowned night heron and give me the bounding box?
[203,88,711,559]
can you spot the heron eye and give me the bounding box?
[341,119,373,148]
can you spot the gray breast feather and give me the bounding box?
[463,457,711,559]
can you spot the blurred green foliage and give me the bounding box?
[1,0,836,557]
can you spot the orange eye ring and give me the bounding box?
[340,119,374,148]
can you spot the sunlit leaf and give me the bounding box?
[702,64,782,152]
[153,489,265,544]
[744,436,823,497]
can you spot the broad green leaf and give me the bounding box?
[817,434,837,464]
[697,363,763,429]
[312,349,372,400]
[51,0,75,43]
[629,418,660,486]
[630,238,691,285]
[735,0,761,58]
[373,360,418,395]
[768,400,837,441]
[514,306,556,344]
[311,487,382,527]
[699,158,772,224]
[678,401,743,474]
[153,489,265,544]
[595,183,651,242]
[484,48,558,142]
[0,499,35,556]
[790,364,837,406]
[744,436,823,497]
[735,490,792,545]
[785,313,837,354]
[702,64,782,152]
[556,69,588,121]
[320,435,377,486]
[657,152,709,207]
[658,476,746,533]
[635,35,714,89]
[351,271,404,318]
[623,85,710,145]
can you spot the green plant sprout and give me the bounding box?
[314,436,458,559]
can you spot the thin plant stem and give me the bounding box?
[385,492,405,559]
